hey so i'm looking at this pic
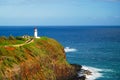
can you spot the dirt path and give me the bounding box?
[12,38,34,47]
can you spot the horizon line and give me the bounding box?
[0,25,120,26]
[0,25,120,28]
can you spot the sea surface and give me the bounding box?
[0,26,120,80]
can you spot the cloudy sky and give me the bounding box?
[0,0,120,26]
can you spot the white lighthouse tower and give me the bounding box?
[34,27,40,38]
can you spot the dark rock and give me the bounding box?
[69,64,86,80]
[78,75,86,80]
[71,64,82,72]
[84,70,92,75]
[69,75,86,80]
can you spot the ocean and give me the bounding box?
[0,26,120,80]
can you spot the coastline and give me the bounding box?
[80,66,103,80]
[70,64,103,80]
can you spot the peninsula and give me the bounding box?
[0,28,91,80]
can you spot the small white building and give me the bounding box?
[34,27,40,38]
[22,35,30,39]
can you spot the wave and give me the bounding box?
[102,69,114,72]
[81,66,103,80]
[78,65,113,80]
[64,47,77,53]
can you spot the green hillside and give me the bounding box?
[0,37,76,80]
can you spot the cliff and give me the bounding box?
[0,37,77,80]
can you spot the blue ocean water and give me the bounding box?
[0,26,120,80]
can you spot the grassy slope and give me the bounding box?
[0,37,75,80]
[0,39,26,46]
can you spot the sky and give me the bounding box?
[0,0,120,26]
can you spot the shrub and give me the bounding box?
[16,36,26,41]
[2,57,17,68]
[8,35,16,40]
[0,36,7,40]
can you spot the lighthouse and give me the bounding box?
[34,27,40,38]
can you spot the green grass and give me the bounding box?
[40,36,48,40]
[0,40,26,46]
[16,40,25,44]
[0,41,9,46]
[0,36,28,46]
[2,57,17,67]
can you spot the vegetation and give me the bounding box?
[0,36,27,46]
[0,36,74,80]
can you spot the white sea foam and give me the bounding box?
[64,47,77,53]
[78,66,103,80]
[102,69,114,72]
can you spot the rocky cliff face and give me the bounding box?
[0,37,77,80]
